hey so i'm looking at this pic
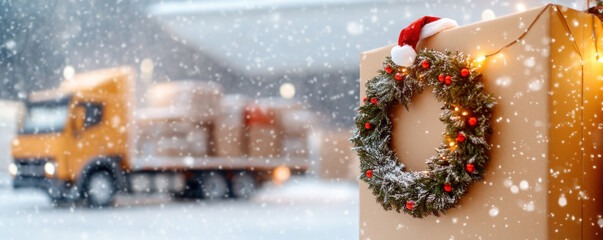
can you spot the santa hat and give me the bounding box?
[391,16,458,67]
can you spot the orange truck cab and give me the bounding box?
[10,67,308,207]
[10,67,134,206]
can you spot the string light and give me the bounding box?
[462,111,468,116]
[454,106,460,112]
[474,56,486,63]
[449,142,455,147]
[476,4,559,64]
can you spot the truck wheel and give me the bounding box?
[82,170,117,207]
[230,171,256,199]
[199,171,228,199]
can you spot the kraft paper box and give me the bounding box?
[319,129,360,181]
[214,94,248,158]
[359,5,603,239]
[136,119,211,157]
[145,81,222,121]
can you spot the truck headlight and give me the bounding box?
[8,163,18,177]
[44,162,56,176]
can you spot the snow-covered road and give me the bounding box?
[0,176,358,240]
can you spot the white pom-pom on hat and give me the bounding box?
[391,17,458,67]
[391,45,417,67]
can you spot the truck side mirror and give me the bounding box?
[73,106,86,135]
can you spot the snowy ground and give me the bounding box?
[0,175,358,240]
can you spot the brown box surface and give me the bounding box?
[214,95,248,158]
[359,5,603,239]
[247,125,280,158]
[319,129,360,180]
[136,119,211,158]
[145,81,222,121]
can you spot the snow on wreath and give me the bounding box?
[351,17,495,218]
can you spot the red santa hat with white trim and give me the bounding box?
[391,16,459,67]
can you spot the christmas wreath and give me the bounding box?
[351,49,495,218]
[351,16,495,218]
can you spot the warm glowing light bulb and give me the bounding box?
[454,107,460,112]
[422,171,430,175]
[273,166,291,183]
[402,68,407,72]
[280,83,296,99]
[449,142,455,147]
[462,111,468,116]
[598,55,603,63]
[475,56,486,62]
[516,3,526,12]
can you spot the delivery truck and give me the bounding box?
[9,67,312,207]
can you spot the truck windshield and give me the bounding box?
[20,101,69,134]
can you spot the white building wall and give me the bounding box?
[0,101,22,171]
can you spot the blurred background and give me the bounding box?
[0,0,588,239]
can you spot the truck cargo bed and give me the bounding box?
[131,156,311,172]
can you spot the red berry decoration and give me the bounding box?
[395,72,404,81]
[438,74,445,82]
[370,98,378,104]
[365,122,372,129]
[363,97,368,102]
[468,117,478,126]
[366,170,373,178]
[406,201,415,210]
[444,183,452,192]
[461,68,470,77]
[445,75,452,85]
[466,163,475,173]
[421,60,430,69]
[385,65,393,73]
[456,132,466,143]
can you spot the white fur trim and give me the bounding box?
[419,18,458,40]
[391,45,417,67]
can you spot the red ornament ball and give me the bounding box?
[445,75,452,85]
[406,201,415,210]
[370,98,378,104]
[456,132,466,143]
[363,97,368,102]
[366,170,373,178]
[421,60,430,69]
[365,122,372,129]
[444,183,452,192]
[438,74,445,82]
[468,117,478,126]
[466,163,475,173]
[385,65,393,73]
[395,72,404,81]
[461,68,470,77]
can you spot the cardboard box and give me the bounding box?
[318,129,359,180]
[214,95,248,158]
[244,102,282,158]
[246,125,281,158]
[145,81,222,121]
[278,110,313,136]
[359,5,603,239]
[136,119,211,158]
[281,136,308,159]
